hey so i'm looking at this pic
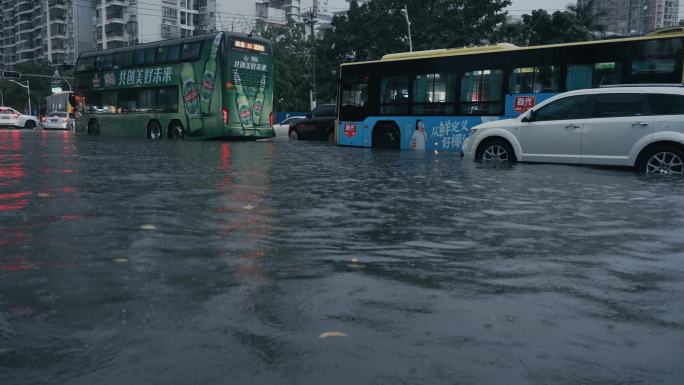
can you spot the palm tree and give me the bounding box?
[567,0,607,37]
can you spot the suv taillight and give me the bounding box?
[222,107,229,125]
[269,112,274,126]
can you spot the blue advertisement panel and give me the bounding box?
[338,92,562,151]
[338,116,497,151]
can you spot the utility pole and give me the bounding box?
[304,8,317,110]
[8,79,31,115]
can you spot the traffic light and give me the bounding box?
[2,71,21,79]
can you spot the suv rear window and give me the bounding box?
[590,93,646,118]
[647,93,684,115]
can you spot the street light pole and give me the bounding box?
[0,89,4,106]
[8,79,31,115]
[400,5,413,52]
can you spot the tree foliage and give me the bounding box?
[491,0,606,46]
[262,22,312,112]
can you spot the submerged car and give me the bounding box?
[272,115,305,138]
[288,104,337,142]
[41,111,73,130]
[462,85,684,175]
[0,107,39,129]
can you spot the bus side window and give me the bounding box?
[180,44,192,60]
[379,75,409,115]
[144,48,156,65]
[134,50,145,66]
[167,45,181,62]
[158,46,169,63]
[566,62,622,90]
[103,55,113,70]
[190,42,202,59]
[509,66,559,93]
[113,53,124,69]
[123,52,134,67]
[460,69,503,115]
[631,57,676,82]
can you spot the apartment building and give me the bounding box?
[584,0,680,34]
[0,0,93,69]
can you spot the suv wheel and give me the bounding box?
[643,147,684,175]
[289,129,298,142]
[478,140,514,163]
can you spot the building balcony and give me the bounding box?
[106,16,126,24]
[105,35,126,43]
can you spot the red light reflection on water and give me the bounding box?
[0,131,26,211]
[0,259,36,272]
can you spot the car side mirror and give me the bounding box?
[522,110,536,122]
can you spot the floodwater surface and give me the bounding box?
[1,130,684,384]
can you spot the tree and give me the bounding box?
[262,22,314,112]
[492,0,607,47]
[567,0,606,36]
[492,9,597,46]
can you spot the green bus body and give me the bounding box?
[74,32,275,140]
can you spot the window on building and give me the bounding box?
[180,12,186,25]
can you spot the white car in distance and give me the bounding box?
[42,111,74,130]
[0,107,39,129]
[462,85,684,175]
[272,116,305,138]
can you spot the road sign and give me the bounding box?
[2,71,21,79]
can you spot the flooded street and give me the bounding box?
[1,129,684,385]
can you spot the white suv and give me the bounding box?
[462,86,684,175]
[0,107,39,129]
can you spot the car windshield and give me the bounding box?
[47,112,68,117]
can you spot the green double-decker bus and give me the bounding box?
[74,32,274,140]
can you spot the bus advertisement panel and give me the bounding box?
[74,32,274,140]
[336,32,684,152]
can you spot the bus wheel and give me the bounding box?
[169,121,184,139]
[87,120,100,135]
[147,121,162,139]
[372,125,400,149]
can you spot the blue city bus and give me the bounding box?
[335,29,684,151]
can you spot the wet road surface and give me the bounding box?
[1,129,684,384]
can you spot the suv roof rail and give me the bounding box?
[598,83,684,88]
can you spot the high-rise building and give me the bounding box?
[583,0,679,35]
[0,0,94,69]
